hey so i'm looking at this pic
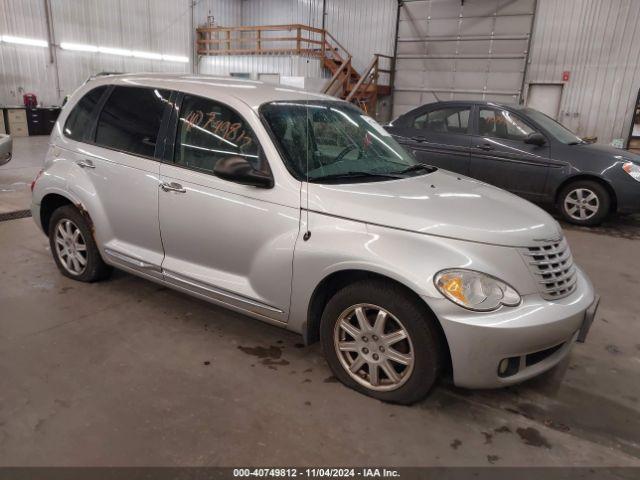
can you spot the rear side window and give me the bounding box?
[413,107,470,134]
[95,86,170,158]
[63,86,108,142]
[173,94,263,174]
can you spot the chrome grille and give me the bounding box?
[521,238,577,300]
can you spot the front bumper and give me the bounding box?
[617,188,640,214]
[425,267,597,389]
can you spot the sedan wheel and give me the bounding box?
[54,218,88,276]
[564,188,599,222]
[558,180,610,226]
[334,304,414,391]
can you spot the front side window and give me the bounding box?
[95,86,170,157]
[63,86,108,142]
[521,107,582,144]
[261,101,430,183]
[173,95,263,174]
[479,108,535,141]
[413,107,470,134]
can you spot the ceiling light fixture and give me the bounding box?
[59,41,187,63]
[60,42,98,52]
[1,35,48,48]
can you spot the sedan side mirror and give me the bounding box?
[524,132,546,146]
[213,155,274,188]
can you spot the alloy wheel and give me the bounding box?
[54,219,88,276]
[564,188,600,221]
[333,303,414,391]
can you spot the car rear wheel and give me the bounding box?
[320,279,443,404]
[48,205,112,282]
[558,180,610,226]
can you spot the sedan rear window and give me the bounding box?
[413,107,470,134]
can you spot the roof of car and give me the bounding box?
[84,72,337,110]
[408,100,526,111]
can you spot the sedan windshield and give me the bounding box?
[522,107,583,145]
[261,101,431,183]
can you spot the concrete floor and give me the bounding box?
[0,137,639,466]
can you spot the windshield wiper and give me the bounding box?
[309,171,404,182]
[393,164,436,175]
[568,140,587,145]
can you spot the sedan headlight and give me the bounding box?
[622,162,640,182]
[434,269,521,311]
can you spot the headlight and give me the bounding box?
[623,162,640,182]
[434,269,521,311]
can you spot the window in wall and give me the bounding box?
[63,86,109,142]
[174,94,263,175]
[479,108,535,141]
[94,86,170,157]
[413,107,470,134]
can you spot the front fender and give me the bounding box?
[287,211,537,336]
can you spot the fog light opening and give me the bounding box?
[497,357,520,378]
[498,359,509,375]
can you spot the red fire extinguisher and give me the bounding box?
[23,93,38,107]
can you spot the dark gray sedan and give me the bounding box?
[386,101,640,226]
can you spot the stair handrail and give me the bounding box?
[196,24,325,56]
[346,56,378,102]
[323,30,351,63]
[322,56,353,96]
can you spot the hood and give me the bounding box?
[308,170,562,247]
[572,142,640,164]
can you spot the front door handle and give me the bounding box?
[77,159,95,168]
[475,143,494,151]
[160,182,186,193]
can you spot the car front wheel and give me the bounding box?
[558,180,610,226]
[320,279,443,404]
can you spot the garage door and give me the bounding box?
[392,0,536,118]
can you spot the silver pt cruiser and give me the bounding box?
[31,74,599,404]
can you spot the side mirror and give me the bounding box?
[213,155,274,188]
[524,132,546,146]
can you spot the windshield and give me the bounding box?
[260,101,429,183]
[522,107,583,144]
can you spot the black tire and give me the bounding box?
[320,278,444,404]
[48,205,112,282]
[557,180,610,226]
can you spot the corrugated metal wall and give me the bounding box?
[1,0,396,107]
[0,0,240,106]
[0,0,57,106]
[525,0,640,145]
[199,55,323,79]
[392,0,536,118]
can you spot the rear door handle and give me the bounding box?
[77,159,95,168]
[475,143,494,151]
[160,182,186,193]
